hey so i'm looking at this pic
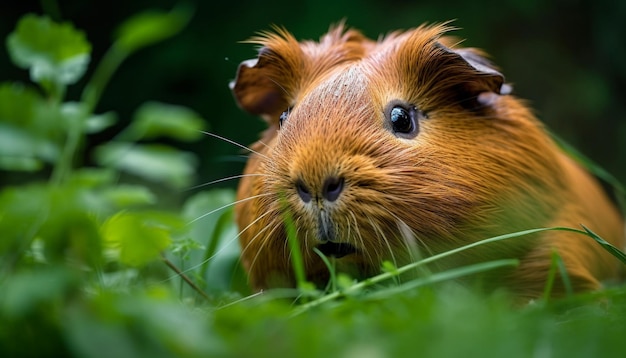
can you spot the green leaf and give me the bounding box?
[381,260,399,275]
[63,289,224,357]
[0,156,42,172]
[59,101,87,129]
[0,266,76,318]
[60,102,118,134]
[0,184,105,266]
[94,143,198,188]
[0,87,49,171]
[39,186,104,265]
[180,189,241,291]
[85,111,118,134]
[100,185,157,207]
[6,14,91,86]
[114,5,193,53]
[44,212,103,267]
[0,82,41,126]
[68,168,116,188]
[101,212,179,266]
[0,83,67,142]
[126,101,206,141]
[0,185,49,254]
[0,123,60,165]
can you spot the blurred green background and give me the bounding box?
[2,0,625,197]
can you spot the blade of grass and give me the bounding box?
[542,251,557,301]
[282,209,307,289]
[542,250,573,301]
[313,247,337,292]
[551,132,626,213]
[199,209,233,279]
[581,224,626,265]
[556,251,573,297]
[363,259,519,301]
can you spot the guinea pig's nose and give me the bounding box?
[296,180,312,203]
[295,176,344,203]
[322,176,344,202]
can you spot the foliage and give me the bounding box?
[1,5,626,358]
[0,6,237,357]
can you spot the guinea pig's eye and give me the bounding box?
[387,103,421,138]
[279,107,292,127]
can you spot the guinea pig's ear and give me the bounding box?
[229,47,292,121]
[449,46,511,94]
[434,43,512,108]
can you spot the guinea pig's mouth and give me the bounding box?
[316,242,357,258]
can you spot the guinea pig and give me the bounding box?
[229,22,625,299]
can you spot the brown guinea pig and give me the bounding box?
[229,22,625,299]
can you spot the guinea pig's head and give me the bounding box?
[230,23,566,290]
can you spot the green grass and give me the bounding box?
[1,7,625,358]
[213,285,626,358]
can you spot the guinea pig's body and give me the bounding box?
[230,23,625,299]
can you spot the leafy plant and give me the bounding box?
[0,6,239,356]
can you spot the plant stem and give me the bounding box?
[162,253,211,302]
[50,102,82,186]
[50,44,129,185]
[81,44,129,113]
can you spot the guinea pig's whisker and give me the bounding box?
[200,130,269,159]
[349,211,370,263]
[396,220,422,265]
[412,232,435,259]
[161,210,274,283]
[344,218,353,246]
[379,221,400,271]
[365,216,392,270]
[186,173,269,191]
[302,230,313,261]
[381,206,435,261]
[187,192,272,225]
[255,139,272,150]
[231,215,275,279]
[236,210,275,255]
[243,216,281,275]
[267,76,290,98]
[283,224,295,262]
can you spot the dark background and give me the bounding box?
[2,0,625,197]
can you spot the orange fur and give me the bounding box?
[230,23,625,298]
